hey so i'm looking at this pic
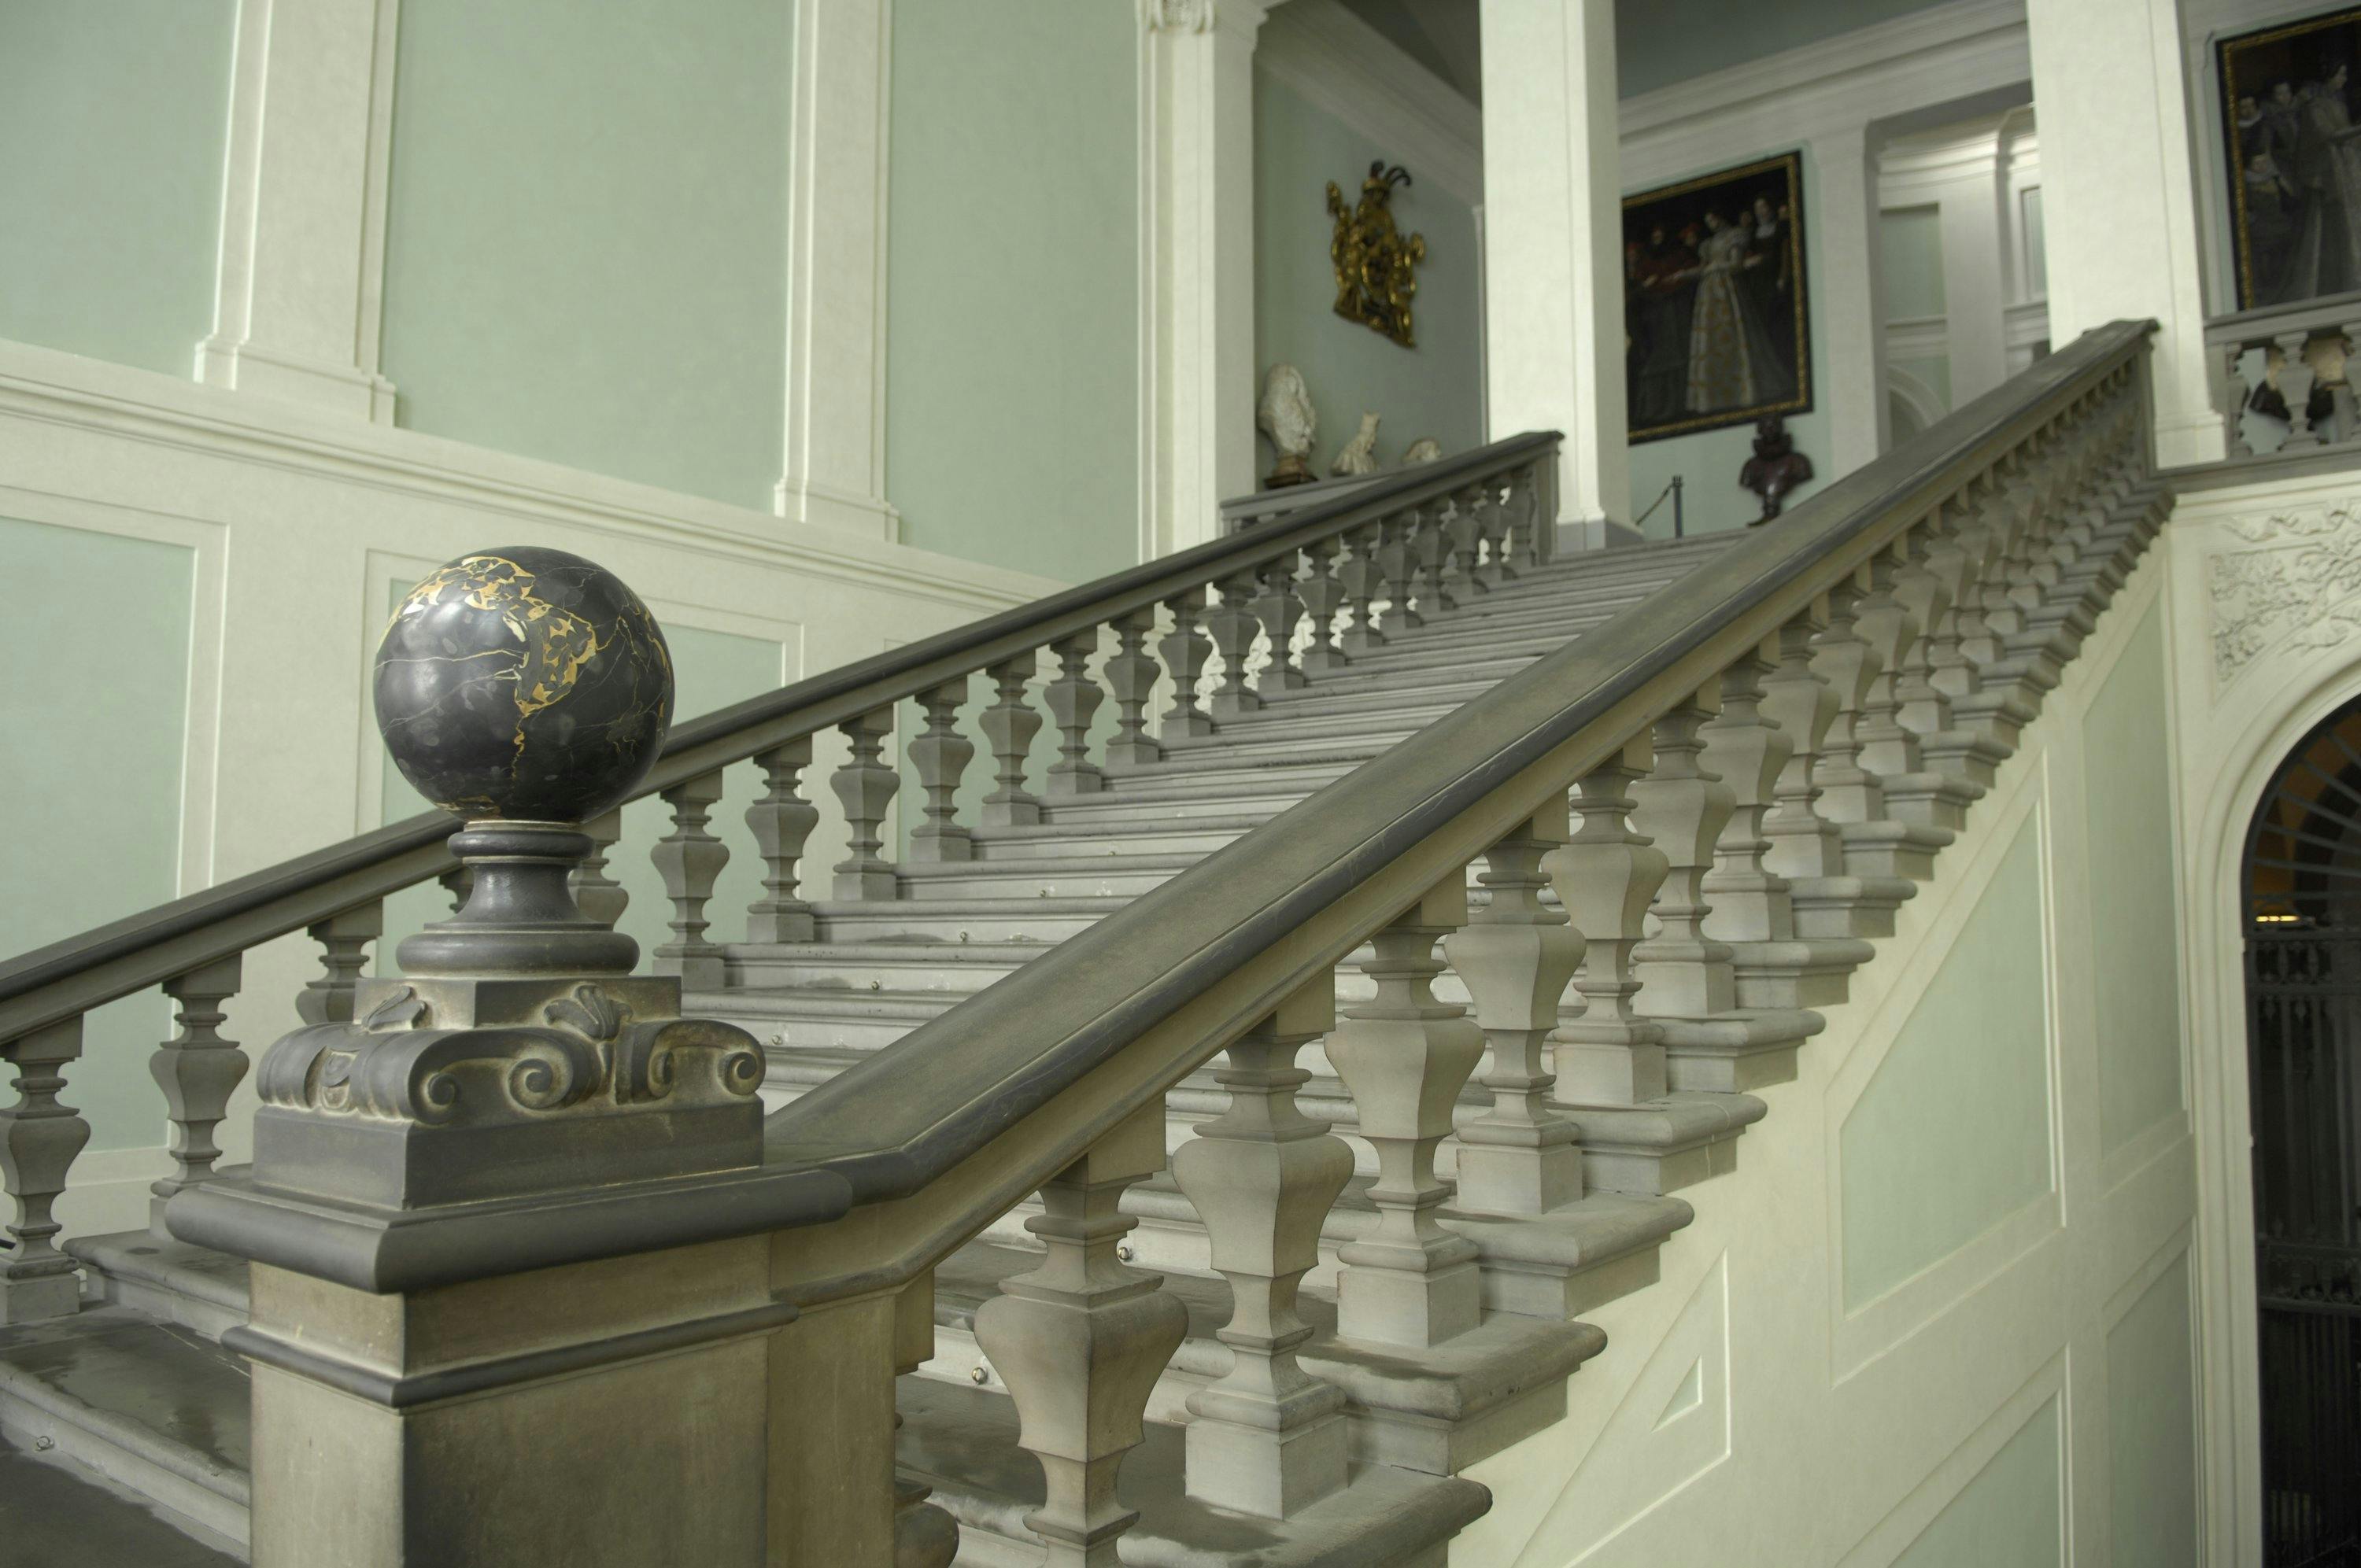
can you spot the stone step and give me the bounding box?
[0,1307,250,1552]
[970,813,1277,861]
[893,852,1202,900]
[0,1431,242,1568]
[811,895,1134,944]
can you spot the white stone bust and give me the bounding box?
[1401,437,1443,466]
[1257,363,1317,460]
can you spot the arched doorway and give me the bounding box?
[2242,696,2361,1566]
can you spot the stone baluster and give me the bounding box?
[832,708,900,899]
[1811,570,1947,883]
[1546,740,1670,1105]
[1444,805,1585,1214]
[656,769,731,985]
[1849,546,1962,834]
[1252,554,1310,696]
[1203,570,1265,719]
[566,810,629,932]
[2218,342,2254,457]
[2277,330,2321,445]
[1472,481,1512,585]
[1044,629,1110,796]
[1758,603,1906,941]
[974,1100,1188,1567]
[1171,981,1354,1518]
[1297,537,1350,673]
[0,1018,88,1323]
[1159,590,1216,740]
[1452,482,1494,592]
[1339,522,1387,655]
[893,1277,961,1568]
[745,738,820,943]
[1629,688,1737,1020]
[1327,880,1485,1346]
[148,957,246,1232]
[1894,522,2004,795]
[2340,322,2361,442]
[1103,608,1163,766]
[297,901,383,1025]
[1414,501,1457,616]
[909,677,976,862]
[1697,640,1792,948]
[1504,463,1546,570]
[1378,512,1423,637]
[981,655,1045,825]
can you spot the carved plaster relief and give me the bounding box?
[2205,500,2361,687]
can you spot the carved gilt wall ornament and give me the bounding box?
[1328,161,1425,348]
[2205,502,2361,686]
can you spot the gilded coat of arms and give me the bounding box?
[1327,161,1426,349]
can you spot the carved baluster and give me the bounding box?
[745,739,819,942]
[1473,481,1513,585]
[1504,462,1546,570]
[1444,805,1585,1214]
[981,655,1044,826]
[1203,570,1265,719]
[2278,330,2321,445]
[1252,554,1309,696]
[2219,342,2254,458]
[656,770,730,983]
[1892,521,2001,797]
[1414,501,1457,616]
[1889,519,1955,742]
[1173,982,1354,1517]
[1328,880,1485,1346]
[1850,545,1959,833]
[0,1019,89,1323]
[1760,603,1905,941]
[1629,688,1737,1020]
[2341,323,2361,444]
[571,809,629,930]
[831,709,900,899]
[893,1277,960,1568]
[974,1101,1188,1567]
[1339,522,1388,654]
[1546,742,1670,1105]
[1697,640,1793,946]
[1159,590,1215,740]
[909,678,975,862]
[149,957,246,1231]
[1044,629,1109,795]
[1378,513,1423,636]
[1103,609,1162,766]
[1297,537,1350,673]
[297,901,383,1026]
[1450,483,1491,593]
[1811,570,1946,883]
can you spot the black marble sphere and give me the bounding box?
[375,548,674,823]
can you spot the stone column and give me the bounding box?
[1480,0,1631,545]
[2025,0,2223,467]
[1144,0,1267,558]
[168,552,828,1567]
[1817,124,1892,472]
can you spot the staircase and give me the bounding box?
[0,322,2167,1566]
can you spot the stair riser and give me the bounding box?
[896,862,1188,899]
[0,1382,248,1550]
[973,823,1265,860]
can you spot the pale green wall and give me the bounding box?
[1893,1398,2064,1568]
[379,606,789,975]
[885,0,1139,585]
[1615,0,1954,98]
[2108,1256,2200,1568]
[378,0,790,511]
[2083,604,2183,1153]
[1629,146,1831,540]
[1253,69,1485,477]
[1879,206,1948,320]
[0,518,194,1152]
[1842,811,2053,1308]
[0,0,235,375]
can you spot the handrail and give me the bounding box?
[0,430,1558,1046]
[2204,286,2361,345]
[761,321,2157,1249]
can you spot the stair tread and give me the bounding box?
[0,1307,250,1492]
[0,1434,242,1568]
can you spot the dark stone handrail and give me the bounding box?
[0,430,1561,1044]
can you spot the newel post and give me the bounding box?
[167,550,829,1568]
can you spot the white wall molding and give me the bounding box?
[198,0,401,423]
[777,0,899,543]
[1257,0,1483,206]
[1140,0,1268,559]
[1878,111,2032,413]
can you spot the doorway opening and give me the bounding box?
[2242,696,2361,1567]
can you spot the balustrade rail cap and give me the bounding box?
[2204,287,2361,343]
[0,429,1559,1046]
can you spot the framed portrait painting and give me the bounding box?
[1624,151,1812,444]
[2220,7,2361,310]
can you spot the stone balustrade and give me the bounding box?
[2210,286,2361,458]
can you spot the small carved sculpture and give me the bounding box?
[1257,363,1319,488]
[1331,411,1381,477]
[1738,414,1814,523]
[1401,437,1443,466]
[1328,161,1426,348]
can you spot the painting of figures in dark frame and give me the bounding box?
[1624,151,1812,444]
[2221,7,2361,310]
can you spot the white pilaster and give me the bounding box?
[1820,124,1892,473]
[777,0,899,541]
[2025,0,2222,467]
[198,0,401,422]
[1479,0,1628,542]
[1143,0,1265,560]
